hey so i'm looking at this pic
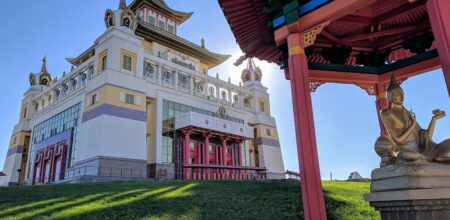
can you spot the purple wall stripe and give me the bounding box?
[7,145,24,156]
[34,129,73,151]
[82,104,147,123]
[255,137,280,147]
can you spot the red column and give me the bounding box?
[204,134,210,179]
[238,140,243,166]
[221,138,227,179]
[230,145,235,179]
[427,0,450,97]
[221,138,227,165]
[238,140,243,180]
[204,134,210,164]
[183,130,192,179]
[287,33,327,220]
[375,83,388,135]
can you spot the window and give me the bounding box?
[266,128,271,136]
[259,101,265,112]
[123,55,132,71]
[90,94,97,106]
[148,16,156,26]
[125,94,135,104]
[101,55,107,71]
[120,49,136,73]
[168,25,174,33]
[158,20,165,29]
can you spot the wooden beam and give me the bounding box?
[379,57,441,83]
[340,23,428,43]
[308,56,441,85]
[295,0,378,33]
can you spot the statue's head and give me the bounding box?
[387,74,404,106]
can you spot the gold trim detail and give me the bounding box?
[289,46,305,56]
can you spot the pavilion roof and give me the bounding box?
[218,0,282,65]
[129,0,193,24]
[219,0,437,72]
[135,19,230,69]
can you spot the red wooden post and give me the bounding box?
[183,130,192,180]
[204,134,211,179]
[238,140,243,166]
[221,138,227,165]
[237,140,243,179]
[427,0,450,97]
[287,33,327,220]
[230,144,235,179]
[204,135,210,164]
[375,83,388,135]
[221,138,227,179]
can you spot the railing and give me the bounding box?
[183,164,267,180]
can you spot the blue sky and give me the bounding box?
[0,0,449,180]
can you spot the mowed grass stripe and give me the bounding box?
[0,180,379,220]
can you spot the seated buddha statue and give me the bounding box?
[375,74,450,167]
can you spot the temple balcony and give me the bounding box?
[174,112,253,138]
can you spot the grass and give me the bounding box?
[0,180,379,220]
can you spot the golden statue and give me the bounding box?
[375,74,450,167]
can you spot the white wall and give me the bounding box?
[77,115,147,163]
[0,153,22,185]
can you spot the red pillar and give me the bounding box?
[238,140,243,180]
[221,138,227,179]
[287,33,327,220]
[230,144,235,179]
[204,134,210,164]
[183,130,192,179]
[204,134,210,179]
[375,83,388,135]
[427,0,450,97]
[237,140,243,166]
[221,138,227,165]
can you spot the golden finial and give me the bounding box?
[118,0,127,10]
[41,56,48,73]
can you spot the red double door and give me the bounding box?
[32,141,67,184]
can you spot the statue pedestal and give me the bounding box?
[365,163,450,219]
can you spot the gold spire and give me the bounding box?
[387,74,401,92]
[41,56,48,74]
[119,0,127,10]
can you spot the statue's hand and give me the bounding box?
[408,109,417,126]
[432,109,446,120]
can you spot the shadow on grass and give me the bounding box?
[0,180,348,220]
[47,181,303,219]
[323,189,350,220]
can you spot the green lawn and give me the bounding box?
[0,180,379,220]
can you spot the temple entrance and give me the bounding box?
[174,111,266,180]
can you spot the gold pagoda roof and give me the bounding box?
[135,19,230,69]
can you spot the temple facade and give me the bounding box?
[0,0,284,185]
